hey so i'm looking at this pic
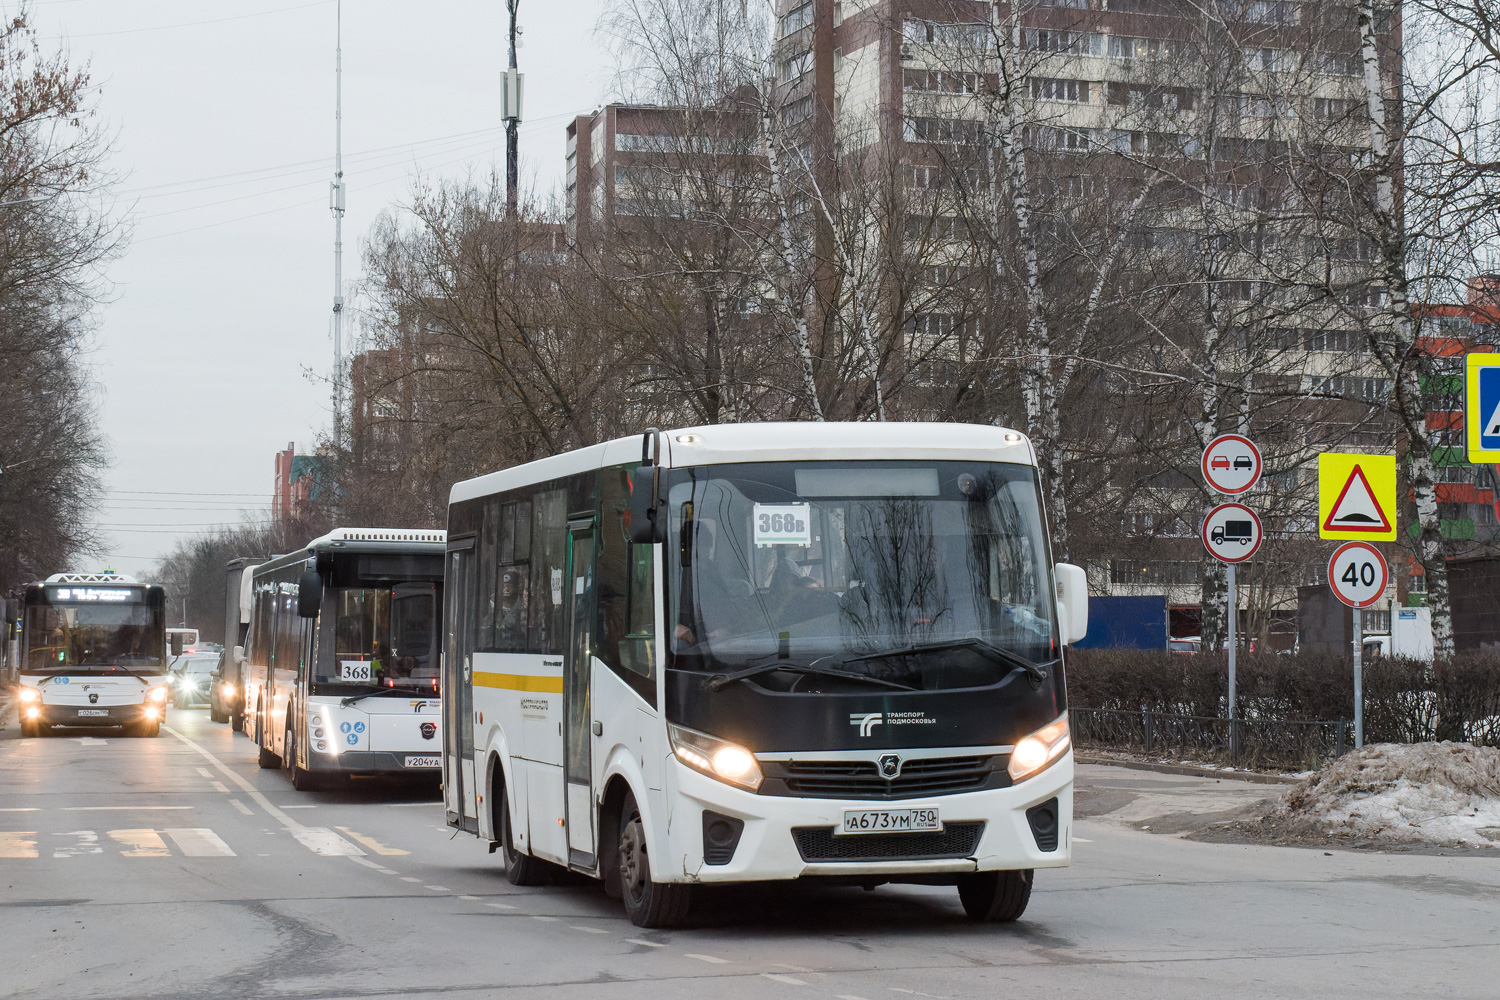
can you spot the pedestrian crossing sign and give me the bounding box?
[1467,353,1500,463]
[1318,452,1397,541]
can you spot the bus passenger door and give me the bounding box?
[444,543,477,831]
[563,518,596,861]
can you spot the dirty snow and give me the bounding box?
[1273,742,1500,847]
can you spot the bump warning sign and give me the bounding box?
[1318,453,1397,541]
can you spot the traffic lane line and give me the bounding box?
[162,725,364,858]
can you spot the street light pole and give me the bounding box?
[330,0,346,448]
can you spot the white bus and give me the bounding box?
[442,423,1087,928]
[241,528,446,791]
[15,573,173,737]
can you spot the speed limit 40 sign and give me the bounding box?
[1327,542,1389,609]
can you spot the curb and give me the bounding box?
[1076,753,1298,785]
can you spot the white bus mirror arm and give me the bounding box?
[1054,563,1089,646]
[232,645,246,666]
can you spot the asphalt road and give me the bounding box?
[1,705,1497,1000]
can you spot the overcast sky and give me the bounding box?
[19,0,614,581]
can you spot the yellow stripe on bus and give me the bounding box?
[472,671,563,693]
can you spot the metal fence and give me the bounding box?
[1071,707,1354,770]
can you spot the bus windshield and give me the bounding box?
[26,604,166,671]
[313,586,439,694]
[666,461,1057,691]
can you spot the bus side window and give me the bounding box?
[528,488,567,655]
[596,469,656,706]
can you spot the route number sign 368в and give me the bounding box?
[1201,434,1263,495]
[1327,541,1389,609]
[1201,502,1263,563]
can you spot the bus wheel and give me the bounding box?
[230,711,245,733]
[132,721,161,738]
[19,719,37,738]
[957,869,1033,922]
[617,793,691,928]
[497,784,548,886]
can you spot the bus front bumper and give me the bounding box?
[664,752,1074,883]
[309,751,442,775]
[31,703,161,727]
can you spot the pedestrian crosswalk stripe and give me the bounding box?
[108,829,170,857]
[0,832,38,858]
[290,826,365,857]
[165,828,236,857]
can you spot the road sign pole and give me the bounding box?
[1352,606,1363,749]
[1227,563,1237,721]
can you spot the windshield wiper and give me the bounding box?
[707,662,916,692]
[340,685,431,707]
[841,638,1053,684]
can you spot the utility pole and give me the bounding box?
[503,0,523,215]
[330,0,347,446]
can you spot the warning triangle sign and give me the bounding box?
[1486,394,1500,437]
[1322,465,1392,533]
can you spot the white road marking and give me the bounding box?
[162,726,364,858]
[107,829,170,857]
[0,808,40,813]
[836,995,873,1000]
[195,768,214,779]
[229,799,254,815]
[533,915,560,922]
[401,876,422,883]
[53,830,103,858]
[165,828,235,857]
[280,804,317,809]
[570,925,609,934]
[459,895,480,901]
[1074,838,1094,843]
[625,939,665,948]
[776,965,814,972]
[291,827,365,856]
[63,806,192,811]
[209,781,230,794]
[349,856,387,871]
[684,954,730,964]
[486,902,516,909]
[425,885,451,892]
[763,974,807,985]
[72,737,107,746]
[0,832,38,858]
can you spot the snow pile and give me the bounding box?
[1273,742,1500,847]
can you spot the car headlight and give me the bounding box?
[668,723,762,792]
[19,687,39,704]
[1008,715,1071,782]
[148,686,169,703]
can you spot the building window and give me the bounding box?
[779,1,813,37]
[781,49,813,82]
[904,116,982,144]
[780,96,814,126]
[1025,29,1103,55]
[903,69,980,93]
[1030,77,1091,103]
[1109,560,1200,586]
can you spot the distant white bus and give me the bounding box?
[241,528,446,790]
[16,573,172,737]
[443,423,1087,928]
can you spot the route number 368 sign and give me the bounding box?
[1327,541,1389,609]
[753,504,812,547]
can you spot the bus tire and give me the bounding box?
[957,869,1032,922]
[617,792,691,928]
[19,719,37,738]
[254,699,279,767]
[134,721,161,738]
[231,711,244,733]
[497,783,548,887]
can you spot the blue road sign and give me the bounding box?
[1467,354,1500,462]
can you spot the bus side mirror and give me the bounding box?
[170,634,184,657]
[627,465,665,545]
[297,569,323,619]
[232,645,246,666]
[1054,563,1089,646]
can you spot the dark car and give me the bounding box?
[1233,455,1254,470]
[208,650,244,729]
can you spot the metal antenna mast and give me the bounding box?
[504,0,522,215]
[330,0,346,445]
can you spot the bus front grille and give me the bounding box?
[760,755,1006,799]
[791,822,986,863]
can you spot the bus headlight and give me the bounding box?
[1008,716,1071,783]
[221,682,235,698]
[668,724,762,792]
[19,687,39,704]
[148,686,169,702]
